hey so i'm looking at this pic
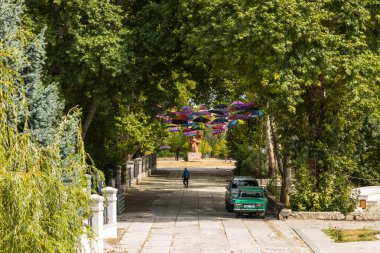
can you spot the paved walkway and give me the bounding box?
[104,167,380,253]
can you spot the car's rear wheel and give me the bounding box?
[235,212,241,218]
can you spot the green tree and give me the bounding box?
[20,31,65,147]
[165,132,189,161]
[199,139,212,157]
[213,138,228,159]
[179,0,380,211]
[111,110,157,162]
[0,1,97,251]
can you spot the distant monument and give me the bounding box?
[187,131,202,161]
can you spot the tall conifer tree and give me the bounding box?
[21,31,65,146]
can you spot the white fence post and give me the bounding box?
[126,161,135,187]
[135,158,143,184]
[101,187,118,238]
[89,194,104,253]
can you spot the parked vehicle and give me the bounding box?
[234,186,267,218]
[225,176,259,212]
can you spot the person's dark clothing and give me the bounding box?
[182,169,190,188]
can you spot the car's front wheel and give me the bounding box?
[226,203,234,212]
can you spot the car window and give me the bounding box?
[240,191,263,198]
[232,180,258,188]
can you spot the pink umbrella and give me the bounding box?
[232,101,244,105]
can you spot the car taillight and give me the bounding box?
[256,204,263,207]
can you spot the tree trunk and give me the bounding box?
[271,119,290,205]
[265,116,277,178]
[82,99,97,139]
[280,157,291,205]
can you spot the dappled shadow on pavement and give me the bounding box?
[118,169,277,222]
[105,168,312,253]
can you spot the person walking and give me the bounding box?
[182,168,190,188]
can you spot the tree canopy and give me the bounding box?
[5,0,379,215]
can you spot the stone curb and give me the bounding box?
[280,209,380,221]
[293,228,324,253]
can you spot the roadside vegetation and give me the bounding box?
[324,228,380,243]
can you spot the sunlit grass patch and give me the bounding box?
[323,227,380,242]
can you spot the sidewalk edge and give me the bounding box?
[292,228,328,253]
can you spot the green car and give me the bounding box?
[234,186,267,218]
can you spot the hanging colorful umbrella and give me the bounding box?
[249,110,265,117]
[183,131,197,136]
[199,109,211,115]
[227,119,246,128]
[181,106,193,115]
[191,111,207,116]
[170,111,183,115]
[212,129,226,135]
[215,114,230,118]
[214,103,228,109]
[209,109,225,115]
[242,102,256,107]
[183,128,195,132]
[191,124,207,130]
[169,127,181,132]
[193,116,211,123]
[227,120,238,128]
[172,119,188,125]
[165,123,179,128]
[232,101,244,105]
[228,114,249,120]
[212,125,226,130]
[173,113,187,119]
[211,118,228,124]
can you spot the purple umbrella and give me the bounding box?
[169,127,181,132]
[183,131,197,136]
[159,145,171,150]
[212,129,226,135]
